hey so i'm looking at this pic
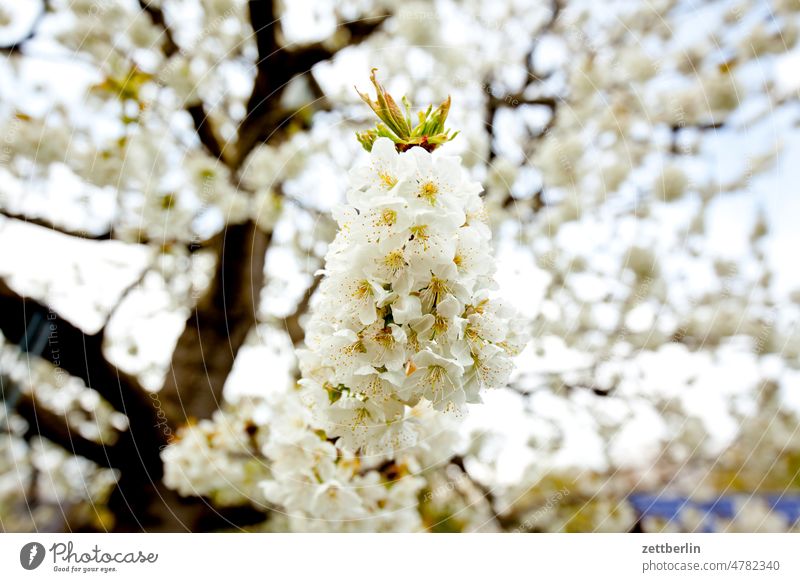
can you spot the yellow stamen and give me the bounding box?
[419,181,438,205]
[353,280,372,300]
[410,225,429,240]
[432,314,449,336]
[374,327,396,348]
[376,208,397,226]
[406,328,420,353]
[419,276,449,313]
[409,225,430,250]
[379,171,398,189]
[464,299,489,316]
[382,249,405,274]
[425,365,446,388]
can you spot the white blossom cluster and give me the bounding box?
[162,389,463,531]
[161,400,271,508]
[161,134,524,528]
[296,137,525,456]
[257,398,448,532]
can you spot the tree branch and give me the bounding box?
[187,103,226,162]
[448,455,516,531]
[15,392,116,468]
[0,277,15,301]
[0,0,45,55]
[0,209,225,253]
[235,4,388,166]
[283,15,389,73]
[0,209,113,241]
[0,285,155,427]
[0,280,168,529]
[138,0,179,57]
[139,0,229,163]
[157,221,271,429]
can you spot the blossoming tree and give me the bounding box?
[1,0,799,533]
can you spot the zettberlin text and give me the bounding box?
[642,543,701,554]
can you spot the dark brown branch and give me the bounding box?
[670,120,725,154]
[0,209,223,253]
[113,481,268,532]
[188,103,225,162]
[195,502,268,531]
[16,393,115,468]
[0,0,45,55]
[138,0,179,57]
[157,221,271,429]
[0,210,113,241]
[0,277,15,300]
[234,0,291,165]
[139,1,227,162]
[0,280,169,529]
[486,94,558,164]
[103,262,153,333]
[235,5,388,166]
[0,284,157,434]
[485,0,561,151]
[489,95,558,111]
[448,455,516,530]
[282,15,389,73]
[525,0,562,83]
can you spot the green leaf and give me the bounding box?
[355,69,457,153]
